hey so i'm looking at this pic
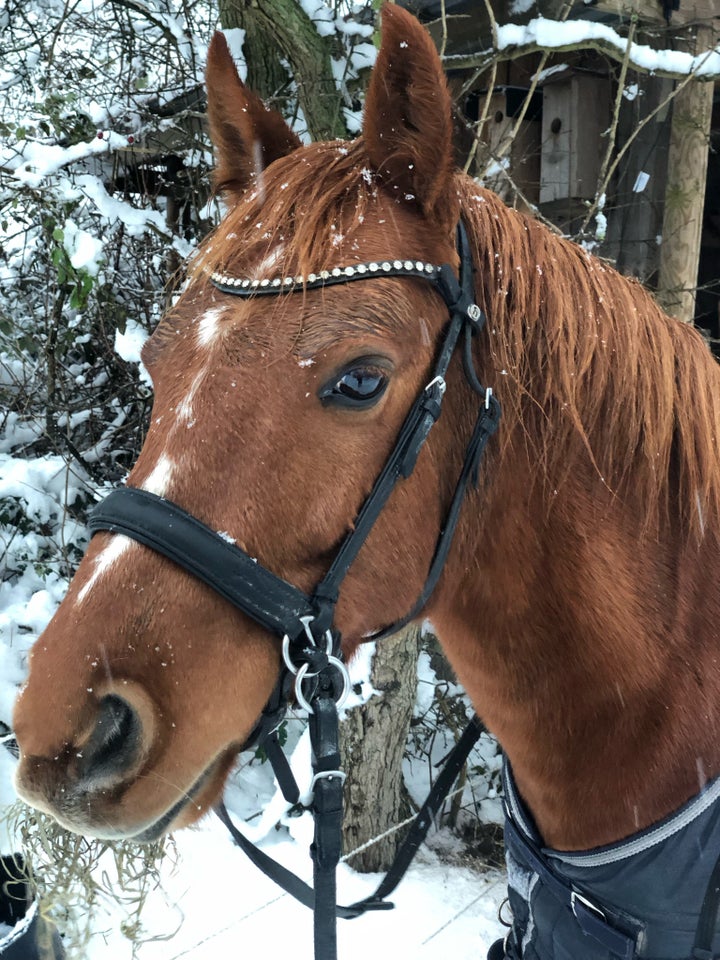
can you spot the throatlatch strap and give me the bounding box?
[369,390,500,644]
[215,716,483,920]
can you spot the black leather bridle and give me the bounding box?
[88,220,501,959]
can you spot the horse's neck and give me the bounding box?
[435,462,720,850]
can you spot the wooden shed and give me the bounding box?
[401,0,720,347]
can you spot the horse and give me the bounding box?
[12,5,720,957]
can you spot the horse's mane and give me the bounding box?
[459,181,720,535]
[199,140,720,535]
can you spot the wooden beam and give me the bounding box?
[586,0,718,28]
[656,27,715,322]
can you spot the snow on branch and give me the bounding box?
[445,17,720,81]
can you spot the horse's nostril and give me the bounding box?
[79,694,141,786]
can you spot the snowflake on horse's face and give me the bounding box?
[13,5,720,960]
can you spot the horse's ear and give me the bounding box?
[363,4,457,231]
[205,32,302,198]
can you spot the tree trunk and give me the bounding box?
[340,628,420,873]
[218,0,348,141]
[656,27,714,322]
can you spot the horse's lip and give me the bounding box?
[131,758,219,842]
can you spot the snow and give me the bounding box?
[0,466,508,958]
[77,175,168,240]
[2,134,130,188]
[115,318,152,387]
[80,815,506,959]
[0,455,86,523]
[509,0,536,13]
[114,318,149,366]
[62,219,104,276]
[1,0,717,945]
[633,171,650,194]
[298,0,336,38]
[0,623,508,958]
[221,28,248,84]
[491,18,720,78]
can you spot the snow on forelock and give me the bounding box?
[222,27,248,83]
[495,18,720,77]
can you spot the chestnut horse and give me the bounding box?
[12,5,720,957]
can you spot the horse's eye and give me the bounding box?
[319,361,389,409]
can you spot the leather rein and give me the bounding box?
[88,220,501,959]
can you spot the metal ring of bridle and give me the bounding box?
[88,220,501,960]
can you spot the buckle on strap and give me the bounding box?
[311,769,347,791]
[281,616,350,714]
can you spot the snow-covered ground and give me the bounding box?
[87,817,506,959]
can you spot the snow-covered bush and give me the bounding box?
[0,1,220,739]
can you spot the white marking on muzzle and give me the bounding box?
[75,453,176,605]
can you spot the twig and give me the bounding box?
[579,14,637,235]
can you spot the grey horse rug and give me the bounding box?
[497,762,720,959]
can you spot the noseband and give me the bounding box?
[88,220,501,959]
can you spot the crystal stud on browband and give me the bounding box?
[209,258,442,295]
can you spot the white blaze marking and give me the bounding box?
[77,535,133,604]
[254,244,286,278]
[177,371,205,425]
[75,453,176,606]
[197,307,225,348]
[141,453,175,496]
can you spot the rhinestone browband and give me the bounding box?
[210,258,443,297]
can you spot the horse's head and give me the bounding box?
[13,6,472,839]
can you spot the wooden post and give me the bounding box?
[656,27,714,323]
